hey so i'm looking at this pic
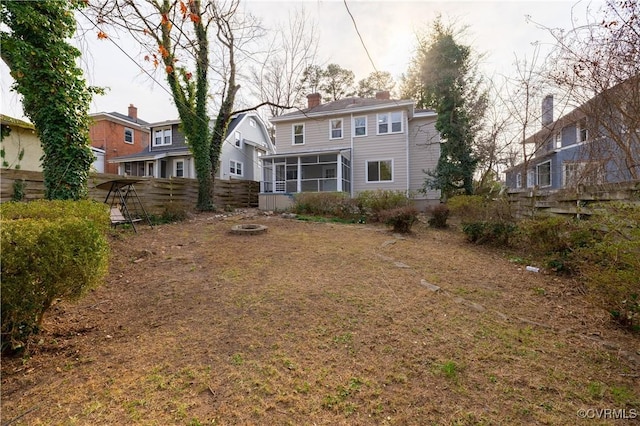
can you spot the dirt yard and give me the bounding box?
[1,211,638,425]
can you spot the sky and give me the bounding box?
[1,0,605,124]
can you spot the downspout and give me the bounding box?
[405,111,410,197]
[350,113,354,197]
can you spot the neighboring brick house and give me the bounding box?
[109,112,274,180]
[259,92,441,210]
[89,104,150,175]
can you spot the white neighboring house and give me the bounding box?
[109,112,275,180]
[259,92,441,210]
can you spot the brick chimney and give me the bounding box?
[128,104,138,121]
[541,95,553,127]
[375,91,390,100]
[307,93,321,109]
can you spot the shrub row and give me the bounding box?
[450,195,639,331]
[292,190,417,232]
[1,200,110,353]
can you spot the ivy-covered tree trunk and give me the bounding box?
[1,1,96,200]
[158,0,214,211]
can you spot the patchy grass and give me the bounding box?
[1,212,637,425]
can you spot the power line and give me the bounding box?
[343,0,379,75]
[77,9,267,175]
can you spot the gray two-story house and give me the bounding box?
[506,78,639,191]
[259,92,441,210]
[110,112,274,181]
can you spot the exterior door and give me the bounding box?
[275,163,285,192]
[322,165,337,191]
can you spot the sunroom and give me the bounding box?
[260,149,351,194]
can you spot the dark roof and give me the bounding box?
[225,113,245,136]
[108,111,150,126]
[276,97,413,120]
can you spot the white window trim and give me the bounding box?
[174,160,185,178]
[577,118,589,143]
[516,173,522,188]
[377,112,403,135]
[554,131,562,149]
[249,118,256,127]
[230,159,243,177]
[366,159,394,183]
[353,116,367,137]
[536,160,552,188]
[153,127,172,146]
[124,127,134,144]
[234,131,242,148]
[329,118,343,140]
[526,170,535,188]
[292,123,305,145]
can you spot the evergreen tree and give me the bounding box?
[411,19,486,198]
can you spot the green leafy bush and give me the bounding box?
[355,190,411,221]
[1,199,110,231]
[378,205,419,233]
[427,204,450,228]
[462,221,517,246]
[1,200,110,353]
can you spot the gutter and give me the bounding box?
[405,111,410,196]
[350,113,355,197]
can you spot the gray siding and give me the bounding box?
[351,110,408,194]
[275,116,351,152]
[219,114,272,181]
[408,116,440,200]
[276,108,416,193]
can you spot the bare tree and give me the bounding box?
[538,0,640,182]
[88,0,263,210]
[249,7,318,119]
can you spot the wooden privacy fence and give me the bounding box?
[0,169,259,214]
[506,180,640,218]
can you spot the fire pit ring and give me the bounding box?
[230,224,268,235]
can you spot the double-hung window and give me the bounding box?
[330,119,343,139]
[230,160,243,176]
[578,118,588,142]
[175,160,184,178]
[124,128,134,144]
[154,128,172,146]
[354,116,367,136]
[536,161,551,187]
[377,112,402,134]
[293,124,304,145]
[367,160,393,182]
[235,131,242,148]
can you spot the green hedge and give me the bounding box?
[1,200,110,352]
